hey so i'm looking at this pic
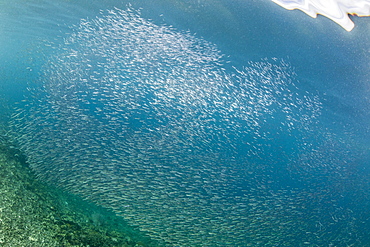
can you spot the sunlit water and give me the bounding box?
[272,0,370,31]
[1,0,370,246]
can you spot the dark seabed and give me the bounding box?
[1,0,370,246]
[0,137,159,246]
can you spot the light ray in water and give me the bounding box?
[272,0,370,31]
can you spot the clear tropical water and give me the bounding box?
[1,0,370,246]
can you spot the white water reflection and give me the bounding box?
[272,0,370,31]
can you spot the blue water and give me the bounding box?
[1,0,370,246]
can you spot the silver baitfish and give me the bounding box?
[10,7,328,246]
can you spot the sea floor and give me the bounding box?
[0,138,159,247]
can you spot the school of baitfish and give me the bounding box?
[9,7,367,246]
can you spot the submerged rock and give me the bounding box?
[0,139,160,247]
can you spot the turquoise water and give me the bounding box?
[1,0,370,246]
